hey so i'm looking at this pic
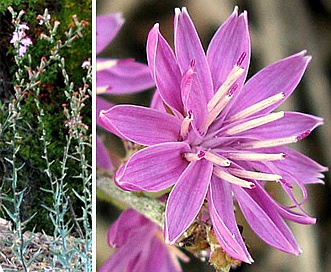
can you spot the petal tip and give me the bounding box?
[232,6,239,15]
[116,13,124,24]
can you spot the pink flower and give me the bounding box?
[10,22,32,57]
[99,7,327,263]
[96,14,154,94]
[99,209,188,272]
[96,13,154,170]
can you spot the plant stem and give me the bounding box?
[96,174,165,228]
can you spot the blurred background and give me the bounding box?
[96,0,331,271]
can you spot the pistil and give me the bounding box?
[228,168,282,181]
[207,66,244,112]
[228,92,285,122]
[226,152,286,161]
[200,54,246,133]
[239,131,311,149]
[213,168,255,189]
[201,85,237,132]
[226,111,284,135]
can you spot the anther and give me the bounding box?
[184,150,205,162]
[280,179,294,189]
[236,52,247,66]
[296,130,310,141]
[227,83,238,97]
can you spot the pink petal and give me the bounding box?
[209,177,253,263]
[99,248,132,272]
[129,241,153,272]
[145,238,183,272]
[277,205,316,225]
[234,153,323,216]
[96,96,113,126]
[97,58,154,94]
[99,105,181,146]
[165,159,213,244]
[107,209,153,247]
[147,24,183,115]
[150,89,166,112]
[273,146,327,184]
[207,7,250,96]
[233,184,301,255]
[246,146,326,187]
[174,8,213,100]
[230,161,317,225]
[115,142,190,192]
[181,65,208,131]
[226,51,311,119]
[226,111,323,139]
[102,215,154,272]
[96,135,113,171]
[97,13,123,54]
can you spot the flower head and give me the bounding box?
[37,10,51,25]
[10,21,32,57]
[99,7,327,264]
[99,209,188,272]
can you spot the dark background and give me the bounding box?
[97,1,331,271]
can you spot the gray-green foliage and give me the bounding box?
[0,7,91,271]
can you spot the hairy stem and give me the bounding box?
[97,174,165,228]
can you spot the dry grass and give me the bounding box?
[0,218,85,271]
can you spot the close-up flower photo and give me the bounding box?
[96,1,330,272]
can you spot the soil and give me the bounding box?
[0,218,85,271]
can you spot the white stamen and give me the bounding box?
[184,150,205,162]
[228,168,282,181]
[226,152,286,161]
[239,136,298,149]
[96,59,117,71]
[226,111,284,135]
[213,168,255,188]
[97,86,108,94]
[228,92,285,122]
[208,65,244,112]
[200,62,244,133]
[180,112,193,139]
[204,151,231,166]
[201,94,233,132]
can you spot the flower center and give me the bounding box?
[179,53,300,190]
